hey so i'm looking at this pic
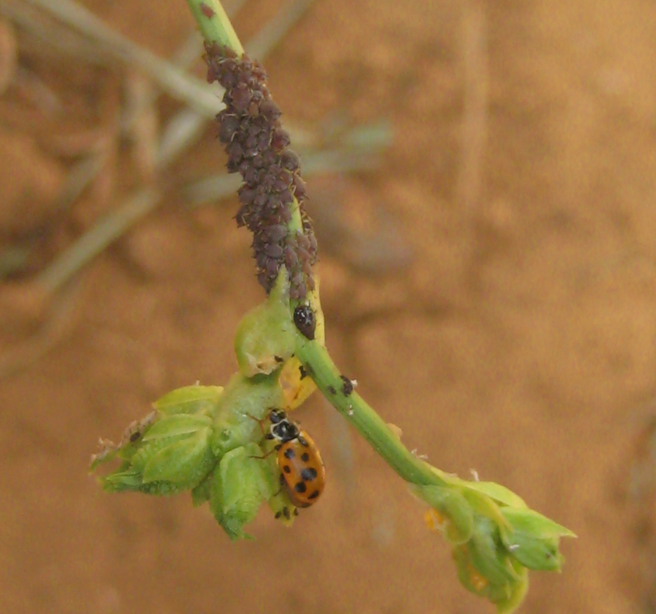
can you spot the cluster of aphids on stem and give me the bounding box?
[204,43,318,300]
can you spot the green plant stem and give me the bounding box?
[184,0,442,491]
[184,0,243,53]
[295,337,447,487]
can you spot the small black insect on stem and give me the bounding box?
[293,305,316,340]
[340,375,354,396]
[204,44,318,300]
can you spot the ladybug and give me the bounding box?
[266,409,325,508]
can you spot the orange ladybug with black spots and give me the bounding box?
[266,409,325,508]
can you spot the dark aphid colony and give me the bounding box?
[204,44,318,300]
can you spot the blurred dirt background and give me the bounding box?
[2,0,656,612]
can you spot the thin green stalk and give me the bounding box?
[184,0,243,53]
[295,338,444,486]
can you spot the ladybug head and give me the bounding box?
[270,417,300,443]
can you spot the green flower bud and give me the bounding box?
[453,541,529,614]
[209,443,277,540]
[499,508,575,572]
[234,268,296,377]
[461,487,511,532]
[210,372,285,457]
[494,564,529,614]
[153,385,223,417]
[467,516,521,587]
[141,430,215,486]
[104,413,216,493]
[410,484,473,544]
[453,543,492,598]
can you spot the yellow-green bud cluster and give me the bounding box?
[412,476,575,613]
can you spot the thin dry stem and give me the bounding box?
[457,0,488,212]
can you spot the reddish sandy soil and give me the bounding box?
[2,0,656,613]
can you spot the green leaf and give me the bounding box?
[138,480,188,496]
[501,508,576,539]
[499,508,575,571]
[455,479,527,509]
[142,414,212,441]
[102,469,143,493]
[131,436,176,474]
[153,385,223,417]
[210,443,272,540]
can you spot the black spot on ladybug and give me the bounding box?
[328,385,337,395]
[301,468,318,481]
[129,431,142,443]
[293,508,299,516]
[299,365,308,380]
[293,305,316,339]
[301,452,310,462]
[283,465,291,474]
[274,355,284,363]
[275,510,282,519]
[340,374,354,396]
[294,482,307,493]
[308,490,320,500]
[283,507,291,519]
[284,448,296,459]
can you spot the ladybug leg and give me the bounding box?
[250,448,276,460]
[271,473,286,498]
[275,474,284,496]
[275,505,294,520]
[242,412,267,435]
[249,442,281,461]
